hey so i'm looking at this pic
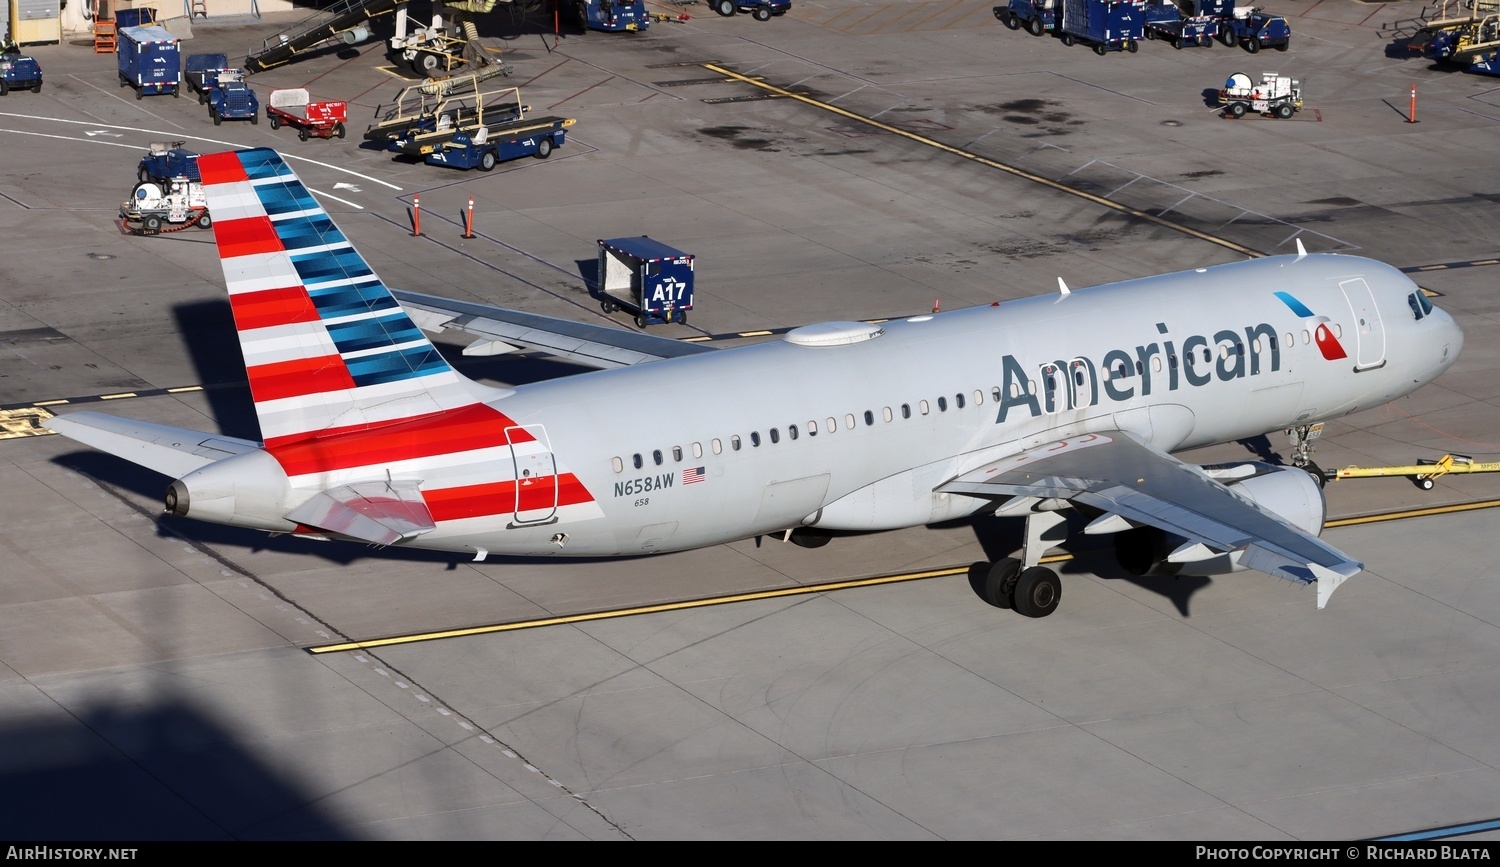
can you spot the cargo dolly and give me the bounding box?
[388,87,532,156]
[266,88,349,140]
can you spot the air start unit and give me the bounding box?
[595,236,694,327]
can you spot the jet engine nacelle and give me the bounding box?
[1113,462,1327,578]
[166,449,300,534]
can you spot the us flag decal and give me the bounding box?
[683,466,705,484]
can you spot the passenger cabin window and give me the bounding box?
[845,414,856,430]
[731,435,742,451]
[864,410,874,426]
[827,417,837,432]
[633,453,643,469]
[751,432,761,447]
[921,399,931,415]
[809,420,818,436]
[769,428,780,444]
[673,446,683,462]
[883,407,893,422]
[974,389,984,406]
[653,449,663,466]
[789,425,799,440]
[955,393,965,409]
[693,442,703,458]
[612,457,623,473]
[712,438,723,455]
[901,404,911,419]
[937,396,948,412]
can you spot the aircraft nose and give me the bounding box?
[1433,306,1464,372]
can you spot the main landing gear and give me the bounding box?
[970,504,1069,618]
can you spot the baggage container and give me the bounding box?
[595,237,695,327]
[117,24,180,99]
[1059,0,1144,53]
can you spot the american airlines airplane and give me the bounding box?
[48,148,1464,618]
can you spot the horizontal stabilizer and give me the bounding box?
[47,412,259,479]
[394,290,718,369]
[284,480,435,546]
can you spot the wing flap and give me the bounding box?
[393,290,717,370]
[47,412,260,479]
[938,432,1361,607]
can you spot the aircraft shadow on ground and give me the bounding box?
[0,697,355,840]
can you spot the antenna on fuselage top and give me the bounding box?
[1057,277,1070,297]
[1294,238,1308,262]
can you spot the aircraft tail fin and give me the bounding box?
[198,148,497,447]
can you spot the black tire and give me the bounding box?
[600,300,617,314]
[269,114,281,130]
[1094,42,1108,55]
[535,137,553,159]
[753,5,771,20]
[1026,15,1043,35]
[251,113,259,125]
[715,0,735,14]
[136,90,143,100]
[1127,39,1138,52]
[1173,36,1183,49]
[335,122,346,139]
[1245,35,1261,53]
[172,88,179,99]
[1144,27,1156,40]
[1001,10,1020,29]
[213,108,222,125]
[1060,32,1075,46]
[413,51,442,76]
[1274,102,1294,119]
[143,215,162,232]
[1228,101,1247,118]
[676,309,688,325]
[1221,28,1238,47]
[120,73,128,88]
[196,212,212,229]
[1418,477,1435,491]
[198,90,206,104]
[574,0,587,27]
[0,80,8,97]
[299,128,309,141]
[1012,567,1061,618]
[1274,40,1288,51]
[983,558,1021,609]
[634,313,649,328]
[32,81,42,93]
[479,150,498,171]
[138,165,150,183]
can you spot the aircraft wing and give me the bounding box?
[936,432,1362,608]
[46,412,260,479]
[392,290,718,369]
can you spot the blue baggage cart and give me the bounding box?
[1058,0,1144,53]
[596,237,695,327]
[117,25,180,99]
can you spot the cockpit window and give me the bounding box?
[1408,293,1424,320]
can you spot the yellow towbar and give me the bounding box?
[1332,454,1500,490]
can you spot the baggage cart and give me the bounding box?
[266,88,348,140]
[117,24,180,99]
[595,237,695,327]
[1058,0,1144,54]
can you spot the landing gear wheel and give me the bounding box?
[535,137,553,158]
[412,51,442,76]
[1094,42,1108,55]
[1245,35,1261,53]
[753,5,771,19]
[1274,103,1294,119]
[298,128,310,141]
[1026,16,1043,35]
[789,528,831,548]
[479,150,498,171]
[1227,101,1247,118]
[196,212,212,229]
[143,216,162,233]
[634,313,649,328]
[1304,461,1327,489]
[1001,10,1020,29]
[983,557,1021,609]
[714,0,735,15]
[1012,567,1061,618]
[1060,32,1075,46]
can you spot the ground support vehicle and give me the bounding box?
[423,117,575,171]
[119,176,211,236]
[1421,14,1500,64]
[266,88,348,140]
[138,141,200,183]
[363,68,518,145]
[388,87,529,157]
[245,0,404,73]
[994,0,1058,35]
[595,237,695,327]
[1220,6,1290,51]
[0,40,42,95]
[1058,0,1144,54]
[184,53,234,104]
[709,0,790,21]
[1218,70,1302,118]
[210,79,260,125]
[570,0,651,32]
[1143,0,1219,47]
[117,25,180,99]
[1472,48,1500,75]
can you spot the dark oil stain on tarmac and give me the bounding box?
[698,125,781,151]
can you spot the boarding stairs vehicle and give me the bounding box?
[120,176,211,236]
[1218,70,1302,117]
